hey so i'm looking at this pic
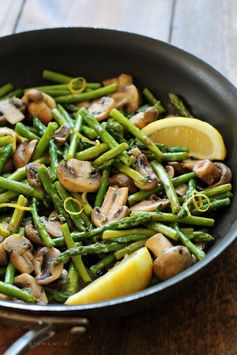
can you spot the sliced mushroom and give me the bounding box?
[14,273,48,304]
[22,89,56,124]
[34,247,64,285]
[193,159,221,185]
[2,234,34,273]
[0,97,25,125]
[57,159,101,192]
[91,186,130,227]
[103,73,133,88]
[109,173,137,193]
[130,107,159,129]
[88,96,115,121]
[132,153,158,190]
[130,196,169,212]
[153,246,192,281]
[110,85,140,113]
[13,139,37,169]
[145,233,173,257]
[211,162,232,186]
[40,217,63,238]
[53,125,70,146]
[175,183,188,196]
[165,165,175,179]
[0,243,8,266]
[25,162,43,189]
[25,218,43,246]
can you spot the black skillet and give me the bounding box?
[0,28,236,354]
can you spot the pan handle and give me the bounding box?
[1,312,89,355]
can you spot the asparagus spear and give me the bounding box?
[102,228,154,240]
[0,281,36,303]
[66,262,79,294]
[93,142,129,168]
[66,110,82,160]
[178,179,197,217]
[8,194,28,234]
[76,143,108,161]
[0,136,14,147]
[81,125,98,139]
[57,104,75,128]
[143,88,165,113]
[0,144,13,174]
[42,70,101,89]
[15,122,40,140]
[94,167,110,208]
[61,223,91,283]
[168,93,193,117]
[49,141,58,182]
[114,240,145,260]
[90,254,116,275]
[0,83,14,98]
[151,160,180,214]
[0,178,43,199]
[32,122,58,160]
[0,223,10,238]
[4,262,15,284]
[33,117,46,135]
[110,108,163,161]
[31,198,55,247]
[113,160,147,186]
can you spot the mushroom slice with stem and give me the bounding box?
[26,162,43,189]
[14,273,48,304]
[193,160,232,186]
[130,107,159,129]
[175,183,188,196]
[13,139,37,169]
[53,125,70,146]
[2,234,34,274]
[165,165,175,179]
[110,85,140,114]
[88,96,115,121]
[34,247,64,285]
[91,186,130,227]
[130,195,169,212]
[25,218,43,246]
[145,233,173,257]
[0,97,25,125]
[40,217,63,238]
[57,158,101,192]
[109,173,137,193]
[132,153,158,190]
[22,89,56,124]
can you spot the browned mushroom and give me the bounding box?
[130,107,159,129]
[40,217,63,238]
[25,218,43,246]
[0,243,8,266]
[109,173,137,193]
[34,247,64,285]
[2,234,34,273]
[53,125,70,146]
[91,186,130,227]
[57,159,101,192]
[192,159,221,185]
[0,97,25,124]
[130,195,169,212]
[103,73,133,88]
[22,89,56,124]
[165,165,175,179]
[14,273,48,304]
[13,139,37,169]
[132,153,158,190]
[25,162,43,189]
[145,233,173,257]
[211,162,232,186]
[175,183,188,196]
[110,85,140,113]
[88,96,115,121]
[153,246,192,281]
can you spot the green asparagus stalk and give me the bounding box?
[0,223,10,238]
[52,107,70,127]
[61,223,91,282]
[178,179,197,217]
[56,83,118,103]
[0,281,36,303]
[8,194,28,234]
[32,122,58,160]
[66,262,79,294]
[66,110,82,160]
[93,142,129,168]
[143,88,166,113]
[0,83,14,98]
[110,108,163,161]
[42,70,101,89]
[4,262,15,284]
[114,240,145,260]
[113,160,147,185]
[0,191,19,204]
[31,198,55,247]
[57,104,75,128]
[5,88,23,98]
[49,141,58,182]
[81,125,98,139]
[113,234,148,244]
[0,178,43,199]
[90,254,116,275]
[0,144,13,174]
[0,136,14,147]
[94,167,110,207]
[190,197,230,215]
[187,231,214,242]
[76,143,108,161]
[168,93,193,117]
[15,123,40,140]
[148,222,179,241]
[33,117,46,135]
[71,192,93,217]
[151,160,180,214]
[102,228,154,240]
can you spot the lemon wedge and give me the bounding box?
[142,117,226,160]
[65,247,153,305]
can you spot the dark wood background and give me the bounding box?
[0,1,236,354]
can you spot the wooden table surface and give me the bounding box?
[0,1,236,354]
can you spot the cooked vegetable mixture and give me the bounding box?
[0,71,232,305]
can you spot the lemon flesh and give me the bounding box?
[65,247,153,305]
[142,117,226,160]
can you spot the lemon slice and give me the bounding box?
[142,117,226,160]
[65,247,153,305]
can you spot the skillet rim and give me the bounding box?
[0,27,236,314]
